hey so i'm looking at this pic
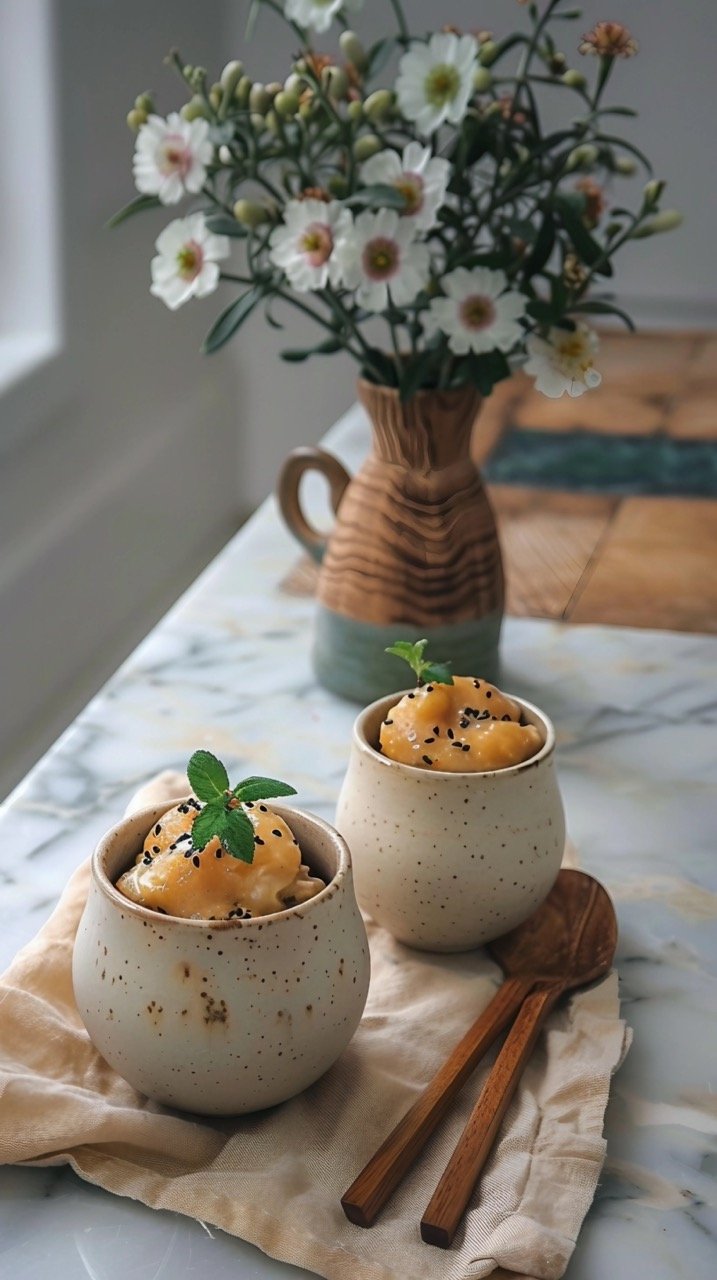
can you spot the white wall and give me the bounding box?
[0,0,241,799]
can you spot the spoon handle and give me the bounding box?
[421,983,564,1248]
[342,973,534,1228]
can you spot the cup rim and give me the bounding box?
[353,689,556,779]
[92,797,350,929]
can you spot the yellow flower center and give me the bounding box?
[363,237,399,281]
[460,294,495,331]
[395,174,424,216]
[425,63,461,108]
[176,242,202,280]
[299,222,333,267]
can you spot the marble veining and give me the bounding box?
[0,404,715,1278]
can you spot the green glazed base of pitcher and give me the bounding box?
[313,605,503,704]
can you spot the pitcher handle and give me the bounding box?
[277,446,351,564]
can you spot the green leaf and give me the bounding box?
[554,194,613,277]
[571,299,635,330]
[348,184,407,211]
[281,337,343,362]
[366,36,398,78]
[202,285,264,354]
[187,749,229,801]
[523,211,556,278]
[596,133,652,174]
[233,776,298,803]
[219,808,256,863]
[190,803,223,852]
[465,350,512,396]
[422,662,454,685]
[204,215,248,238]
[385,639,454,686]
[106,193,161,229]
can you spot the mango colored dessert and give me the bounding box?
[380,641,543,773]
[116,752,324,919]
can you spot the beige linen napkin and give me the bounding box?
[0,773,630,1280]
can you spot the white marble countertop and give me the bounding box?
[1,405,716,1279]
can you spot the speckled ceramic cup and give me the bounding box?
[336,693,565,952]
[73,799,370,1115]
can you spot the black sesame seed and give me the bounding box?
[192,855,200,868]
[433,726,440,735]
[183,850,193,859]
[462,744,471,752]
[447,728,454,740]
[502,714,511,721]
[486,690,492,698]
[152,845,160,854]
[272,829,282,837]
[245,801,254,808]
[474,679,481,688]
[424,736,435,744]
[451,741,463,748]
[407,692,415,699]
[154,824,162,836]
[142,855,152,865]
[459,719,469,729]
[254,836,265,845]
[215,849,223,858]
[259,805,267,812]
[422,755,433,766]
[179,804,189,814]
[384,718,394,726]
[426,685,434,692]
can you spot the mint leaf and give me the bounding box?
[233,777,298,803]
[218,808,256,863]
[385,639,454,686]
[187,750,229,802]
[422,661,454,686]
[190,802,224,852]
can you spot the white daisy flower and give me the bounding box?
[396,33,478,136]
[333,208,430,312]
[134,112,213,205]
[268,198,352,292]
[425,267,526,356]
[285,0,363,35]
[524,323,602,397]
[150,214,229,310]
[360,143,451,232]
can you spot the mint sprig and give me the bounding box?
[187,750,297,864]
[385,639,454,687]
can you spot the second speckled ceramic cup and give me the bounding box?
[335,693,565,952]
[73,799,370,1115]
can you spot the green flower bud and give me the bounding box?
[565,143,598,171]
[347,99,364,123]
[478,40,498,67]
[134,92,153,115]
[183,64,194,80]
[250,112,267,132]
[328,174,349,198]
[235,75,252,107]
[322,66,349,100]
[615,155,637,176]
[233,198,269,229]
[220,60,243,93]
[549,52,567,73]
[299,97,317,120]
[353,133,383,162]
[126,107,147,132]
[209,84,222,111]
[249,82,272,114]
[364,89,394,121]
[473,67,493,92]
[294,57,308,75]
[643,178,665,208]
[265,82,282,101]
[631,209,683,238]
[284,72,305,96]
[180,94,211,122]
[561,69,586,89]
[189,66,206,91]
[265,109,281,136]
[339,31,368,71]
[274,89,300,119]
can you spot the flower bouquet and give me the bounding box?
[115,0,681,700]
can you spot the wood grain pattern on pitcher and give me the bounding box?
[316,381,504,628]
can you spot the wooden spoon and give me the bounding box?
[342,869,615,1228]
[420,870,617,1248]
